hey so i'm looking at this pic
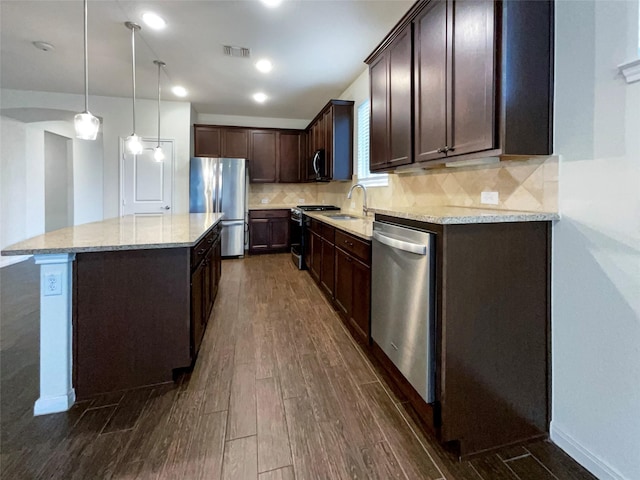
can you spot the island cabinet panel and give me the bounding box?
[73,248,192,399]
[73,224,222,399]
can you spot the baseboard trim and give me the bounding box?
[550,422,628,480]
[34,389,76,416]
[0,255,31,268]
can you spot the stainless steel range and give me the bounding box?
[290,205,340,269]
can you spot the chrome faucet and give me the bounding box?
[347,183,369,216]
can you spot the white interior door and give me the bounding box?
[120,139,173,216]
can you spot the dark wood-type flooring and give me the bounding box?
[1,255,597,479]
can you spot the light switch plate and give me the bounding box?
[298,198,305,203]
[44,272,63,296]
[481,191,499,205]
[260,198,268,204]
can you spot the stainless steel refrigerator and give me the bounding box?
[189,157,246,257]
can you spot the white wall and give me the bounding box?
[1,89,192,219]
[197,112,309,130]
[552,2,640,479]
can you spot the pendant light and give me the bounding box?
[124,21,143,155]
[74,0,99,140]
[153,60,165,162]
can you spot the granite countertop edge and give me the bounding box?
[303,212,373,240]
[1,213,225,256]
[369,208,560,224]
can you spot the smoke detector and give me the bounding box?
[223,45,251,58]
[33,41,55,52]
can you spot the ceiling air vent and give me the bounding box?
[223,45,251,58]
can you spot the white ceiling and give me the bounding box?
[0,0,413,120]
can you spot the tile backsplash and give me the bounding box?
[249,156,558,213]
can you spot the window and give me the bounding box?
[356,99,388,187]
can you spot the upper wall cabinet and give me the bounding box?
[305,99,354,182]
[194,125,249,158]
[366,0,554,172]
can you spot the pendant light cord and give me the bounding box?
[157,62,162,147]
[130,25,136,132]
[83,0,89,112]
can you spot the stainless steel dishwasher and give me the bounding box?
[371,220,436,403]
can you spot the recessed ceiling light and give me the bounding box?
[253,92,268,103]
[142,12,166,30]
[255,59,273,73]
[172,86,188,97]
[261,0,282,8]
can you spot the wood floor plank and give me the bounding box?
[222,435,258,480]
[70,430,132,480]
[258,465,295,480]
[182,410,227,480]
[203,343,235,414]
[226,362,257,440]
[254,319,277,380]
[273,323,307,400]
[299,352,341,423]
[470,454,521,480]
[101,386,153,433]
[360,441,409,480]
[505,454,558,480]
[360,382,443,480]
[284,395,334,480]
[256,377,292,473]
[526,440,598,480]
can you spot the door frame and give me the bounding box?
[119,137,175,216]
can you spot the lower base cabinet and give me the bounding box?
[249,209,290,254]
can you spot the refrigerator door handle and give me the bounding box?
[216,159,223,214]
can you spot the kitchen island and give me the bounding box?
[1,213,224,415]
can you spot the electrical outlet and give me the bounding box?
[298,198,305,204]
[350,201,356,209]
[480,191,499,205]
[260,198,269,204]
[44,272,63,296]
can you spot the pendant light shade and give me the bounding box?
[125,21,142,155]
[153,60,165,162]
[74,0,99,140]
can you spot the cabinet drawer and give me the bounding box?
[321,223,335,244]
[310,219,322,233]
[191,230,215,268]
[335,230,371,264]
[249,209,290,219]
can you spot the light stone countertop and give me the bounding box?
[303,211,374,240]
[1,213,225,256]
[369,205,559,224]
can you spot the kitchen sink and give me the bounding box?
[322,213,362,221]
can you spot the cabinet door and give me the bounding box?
[270,218,290,249]
[449,0,496,156]
[194,126,221,157]
[388,24,413,167]
[278,131,301,183]
[249,218,270,252]
[190,262,205,357]
[334,248,353,318]
[320,240,335,297]
[249,130,277,183]
[323,108,333,178]
[350,258,371,343]
[212,236,221,302]
[414,0,448,162]
[222,129,249,158]
[203,252,212,321]
[369,53,389,171]
[310,231,322,283]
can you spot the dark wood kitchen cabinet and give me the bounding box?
[73,222,222,399]
[304,99,354,181]
[334,230,372,343]
[366,0,554,171]
[308,219,335,296]
[248,209,290,254]
[194,125,249,158]
[369,22,413,171]
[373,213,551,458]
[249,129,304,183]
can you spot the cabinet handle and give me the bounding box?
[347,257,352,263]
[197,248,206,255]
[207,237,214,244]
[447,146,455,152]
[437,147,446,153]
